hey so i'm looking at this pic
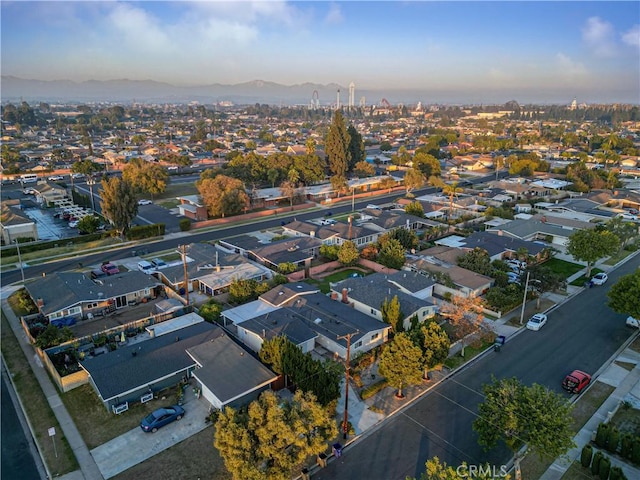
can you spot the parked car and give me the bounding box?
[151,258,167,269]
[71,173,85,179]
[68,220,79,228]
[626,316,639,328]
[138,199,153,205]
[101,263,120,275]
[167,166,179,171]
[23,188,36,195]
[140,405,185,433]
[526,313,548,331]
[562,370,591,394]
[138,260,155,274]
[90,269,107,279]
[507,271,521,284]
[50,316,77,328]
[591,273,608,285]
[48,175,64,181]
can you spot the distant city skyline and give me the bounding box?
[1,1,639,104]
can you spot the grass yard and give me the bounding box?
[562,461,594,480]
[543,258,585,279]
[569,268,605,287]
[112,426,231,480]
[629,335,640,354]
[61,383,182,449]
[305,268,370,293]
[603,248,636,266]
[1,311,79,476]
[154,182,198,201]
[609,402,640,437]
[443,337,495,370]
[520,380,614,479]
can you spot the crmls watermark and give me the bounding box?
[456,464,509,478]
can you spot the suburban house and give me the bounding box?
[79,317,276,412]
[33,182,68,205]
[282,219,380,248]
[176,195,208,221]
[358,208,441,233]
[247,236,323,272]
[1,200,38,243]
[223,283,391,359]
[485,213,597,247]
[406,256,494,298]
[153,243,271,296]
[25,271,163,322]
[459,231,549,263]
[331,271,437,330]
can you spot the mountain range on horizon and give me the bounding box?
[0,75,618,106]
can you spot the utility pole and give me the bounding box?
[14,239,25,284]
[351,186,355,212]
[336,331,356,440]
[181,245,189,305]
[519,271,531,325]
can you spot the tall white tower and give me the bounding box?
[336,89,341,109]
[349,82,355,109]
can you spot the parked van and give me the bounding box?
[138,260,155,274]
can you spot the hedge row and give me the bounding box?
[595,421,640,464]
[361,379,389,400]
[581,444,627,480]
[126,224,165,240]
[1,231,112,258]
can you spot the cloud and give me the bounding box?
[554,53,588,81]
[324,3,344,24]
[582,16,616,58]
[621,24,640,49]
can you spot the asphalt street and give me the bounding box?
[314,256,640,480]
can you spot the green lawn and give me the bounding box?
[305,268,369,293]
[443,337,496,370]
[569,268,605,286]
[603,247,636,266]
[543,258,584,278]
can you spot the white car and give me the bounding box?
[526,313,548,331]
[48,175,64,181]
[507,271,521,284]
[626,316,639,328]
[68,220,79,228]
[591,273,608,285]
[138,199,153,205]
[618,213,638,221]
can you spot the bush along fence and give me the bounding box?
[581,444,628,480]
[593,420,640,465]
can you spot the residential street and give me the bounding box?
[314,256,640,480]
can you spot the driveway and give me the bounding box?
[90,395,212,479]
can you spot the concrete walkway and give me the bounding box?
[1,299,104,480]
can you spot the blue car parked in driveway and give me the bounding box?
[140,405,185,433]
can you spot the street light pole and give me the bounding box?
[351,187,355,212]
[87,178,96,212]
[14,239,25,284]
[336,332,353,440]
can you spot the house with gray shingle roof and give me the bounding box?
[282,219,379,248]
[331,272,437,330]
[248,236,322,271]
[485,213,596,247]
[1,200,38,243]
[25,271,163,322]
[224,283,391,359]
[406,258,494,298]
[460,231,548,262]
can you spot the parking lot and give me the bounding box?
[22,206,75,241]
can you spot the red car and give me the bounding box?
[101,263,120,275]
[562,370,591,394]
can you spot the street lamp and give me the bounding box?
[14,239,25,284]
[86,177,96,212]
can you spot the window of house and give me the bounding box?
[354,341,362,349]
[371,333,379,341]
[69,306,81,315]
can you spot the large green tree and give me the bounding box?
[473,377,575,461]
[525,264,564,308]
[214,390,337,480]
[409,321,450,380]
[347,124,365,171]
[122,157,169,198]
[412,152,441,178]
[197,175,250,218]
[607,270,640,320]
[381,295,403,332]
[325,110,351,181]
[337,240,359,266]
[457,247,494,277]
[377,237,406,270]
[99,177,138,236]
[378,332,424,398]
[566,229,620,277]
[407,457,507,480]
[404,168,425,195]
[604,216,638,251]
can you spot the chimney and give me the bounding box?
[330,292,338,301]
[497,230,503,236]
[37,298,44,308]
[342,288,348,303]
[310,231,315,237]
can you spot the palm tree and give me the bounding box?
[442,181,463,220]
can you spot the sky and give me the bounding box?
[2,1,639,104]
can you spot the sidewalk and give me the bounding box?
[540,346,640,480]
[1,299,104,480]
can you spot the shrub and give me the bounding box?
[632,437,640,464]
[580,444,593,468]
[598,455,611,480]
[621,433,633,459]
[609,466,624,480]
[596,423,610,449]
[591,451,603,476]
[360,379,389,400]
[126,223,165,240]
[179,219,191,231]
[607,426,620,453]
